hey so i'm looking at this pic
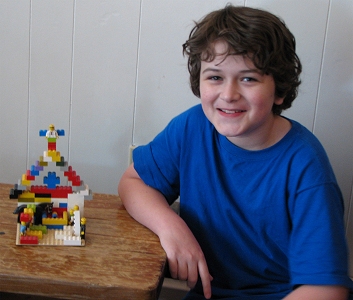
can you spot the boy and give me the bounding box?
[118,5,353,299]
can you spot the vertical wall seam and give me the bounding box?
[312,0,331,133]
[26,0,33,169]
[68,0,77,164]
[131,0,143,146]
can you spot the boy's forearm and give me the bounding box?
[283,285,348,300]
[118,164,180,237]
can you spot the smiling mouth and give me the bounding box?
[218,108,246,114]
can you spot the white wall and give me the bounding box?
[1,0,353,272]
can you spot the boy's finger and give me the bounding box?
[167,257,178,279]
[198,260,212,299]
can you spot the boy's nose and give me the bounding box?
[220,82,240,102]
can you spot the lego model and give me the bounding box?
[9,124,92,246]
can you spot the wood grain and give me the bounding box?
[0,184,166,299]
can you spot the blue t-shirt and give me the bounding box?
[133,104,353,299]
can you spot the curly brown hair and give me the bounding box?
[182,5,302,115]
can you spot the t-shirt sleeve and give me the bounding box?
[133,116,183,204]
[287,142,353,289]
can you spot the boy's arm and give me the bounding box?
[118,164,212,299]
[283,285,348,299]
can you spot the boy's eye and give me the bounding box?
[242,77,257,82]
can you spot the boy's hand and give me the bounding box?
[118,165,212,298]
[159,220,213,299]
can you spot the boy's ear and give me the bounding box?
[274,96,285,105]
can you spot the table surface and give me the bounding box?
[0,183,166,300]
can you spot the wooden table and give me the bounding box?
[0,183,166,299]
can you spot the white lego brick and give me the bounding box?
[63,236,82,246]
[68,194,85,217]
[73,210,81,236]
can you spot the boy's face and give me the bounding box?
[199,41,285,150]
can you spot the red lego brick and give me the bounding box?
[48,142,56,151]
[20,213,32,223]
[20,236,38,244]
[25,170,35,181]
[30,185,73,198]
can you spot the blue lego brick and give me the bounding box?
[39,130,47,136]
[45,225,64,230]
[43,172,60,189]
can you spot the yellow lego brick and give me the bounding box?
[19,191,35,198]
[38,157,48,166]
[21,180,31,186]
[18,191,35,201]
[26,230,43,239]
[52,155,61,162]
[47,150,59,157]
[47,151,61,162]
[42,211,68,225]
[47,151,55,157]
[24,208,34,217]
[21,174,31,186]
[34,197,52,203]
[42,218,67,225]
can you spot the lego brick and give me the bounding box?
[42,218,67,225]
[18,191,35,202]
[45,225,64,230]
[72,210,81,236]
[20,213,32,223]
[55,227,73,239]
[38,159,48,166]
[43,155,52,162]
[52,207,67,216]
[63,237,82,246]
[9,188,23,199]
[20,236,38,245]
[29,225,47,234]
[34,192,52,198]
[23,208,34,216]
[34,197,51,203]
[31,185,72,198]
[56,157,66,167]
[68,194,85,217]
[42,211,68,225]
[26,204,36,213]
[18,191,35,198]
[43,172,60,189]
[27,230,43,239]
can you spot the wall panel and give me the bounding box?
[312,0,353,274]
[0,1,30,182]
[69,0,141,194]
[27,0,74,164]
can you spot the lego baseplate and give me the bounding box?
[16,223,85,246]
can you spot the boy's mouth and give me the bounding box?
[218,108,246,114]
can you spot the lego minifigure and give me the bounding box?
[46,124,59,151]
[80,217,86,240]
